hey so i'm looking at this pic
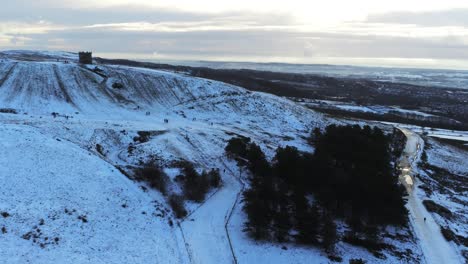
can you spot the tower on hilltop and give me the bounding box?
[78,52,92,64]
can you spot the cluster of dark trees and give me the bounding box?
[225,125,408,254]
[134,165,170,195]
[133,162,221,218]
[180,162,221,202]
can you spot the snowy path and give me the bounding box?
[398,128,462,264]
[180,160,242,264]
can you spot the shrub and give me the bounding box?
[441,226,456,242]
[0,108,17,114]
[423,200,452,219]
[78,215,88,223]
[134,165,169,195]
[327,255,342,262]
[96,144,105,156]
[421,150,428,163]
[133,131,152,143]
[169,195,187,219]
[1,212,10,218]
[112,82,124,89]
[127,145,135,155]
[343,233,385,252]
[206,169,221,188]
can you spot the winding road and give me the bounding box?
[398,128,462,264]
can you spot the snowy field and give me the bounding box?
[298,99,445,120]
[0,124,189,264]
[384,123,468,143]
[0,51,462,263]
[0,51,331,263]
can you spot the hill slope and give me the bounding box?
[1,51,443,263]
[0,124,188,264]
[0,51,332,263]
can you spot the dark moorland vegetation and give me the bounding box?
[180,162,221,202]
[309,107,468,131]
[96,57,468,127]
[226,125,408,254]
[132,161,221,218]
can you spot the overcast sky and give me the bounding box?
[2,0,468,69]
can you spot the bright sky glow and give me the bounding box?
[2,0,468,69]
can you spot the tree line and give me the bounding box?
[225,125,408,255]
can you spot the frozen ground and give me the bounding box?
[0,51,459,263]
[397,129,463,264]
[386,123,468,143]
[0,124,189,264]
[0,51,329,263]
[414,136,468,261]
[298,99,451,121]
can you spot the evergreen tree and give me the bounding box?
[182,163,208,202]
[238,142,274,240]
[296,200,320,245]
[243,187,271,240]
[321,212,338,253]
[226,123,409,254]
[225,137,250,159]
[271,178,291,242]
[309,127,322,145]
[273,146,303,188]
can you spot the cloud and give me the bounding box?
[7,23,467,62]
[0,1,294,27]
[366,9,468,27]
[0,21,63,34]
[1,1,468,68]
[83,20,295,33]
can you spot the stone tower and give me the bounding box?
[78,52,92,64]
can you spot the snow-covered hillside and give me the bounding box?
[415,138,468,261]
[0,51,451,263]
[0,51,330,263]
[0,52,322,131]
[0,124,189,264]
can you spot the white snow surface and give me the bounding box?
[398,129,464,264]
[416,137,468,260]
[0,124,188,264]
[0,51,332,263]
[426,139,468,175]
[383,123,468,143]
[0,51,437,263]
